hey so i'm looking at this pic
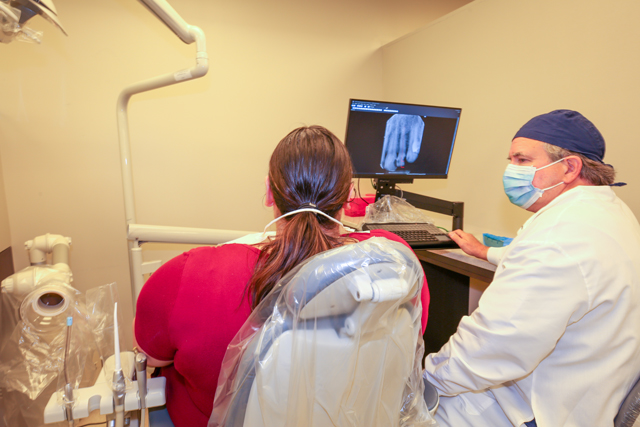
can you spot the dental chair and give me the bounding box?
[209,236,438,427]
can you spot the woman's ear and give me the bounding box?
[348,182,355,202]
[265,176,275,207]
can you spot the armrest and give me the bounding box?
[423,377,440,416]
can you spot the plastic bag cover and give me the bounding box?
[0,277,119,404]
[363,195,435,225]
[85,282,133,392]
[209,237,438,427]
[0,273,91,400]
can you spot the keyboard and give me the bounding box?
[362,222,459,249]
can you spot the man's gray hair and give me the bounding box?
[543,143,616,186]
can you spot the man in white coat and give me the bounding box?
[425,110,640,427]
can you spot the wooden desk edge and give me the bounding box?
[416,249,496,283]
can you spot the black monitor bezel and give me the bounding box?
[344,98,462,179]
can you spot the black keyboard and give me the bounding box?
[362,222,459,249]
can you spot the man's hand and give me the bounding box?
[448,229,489,261]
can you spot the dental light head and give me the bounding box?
[1,0,67,44]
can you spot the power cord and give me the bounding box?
[356,178,372,205]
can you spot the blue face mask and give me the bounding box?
[503,158,566,209]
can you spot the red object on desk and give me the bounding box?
[344,194,375,217]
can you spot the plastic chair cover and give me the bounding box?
[615,375,640,427]
[209,237,438,427]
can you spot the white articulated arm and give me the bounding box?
[128,224,255,245]
[138,0,196,44]
[117,5,208,226]
[0,234,72,297]
[116,0,212,309]
[25,233,72,266]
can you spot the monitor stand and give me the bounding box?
[373,178,464,231]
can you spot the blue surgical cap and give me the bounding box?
[513,110,606,164]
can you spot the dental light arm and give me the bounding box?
[118,0,256,307]
[137,0,196,44]
[117,0,208,228]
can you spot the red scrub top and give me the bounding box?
[134,230,429,427]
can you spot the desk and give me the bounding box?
[342,216,496,354]
[416,249,496,354]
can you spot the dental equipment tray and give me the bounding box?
[362,223,459,249]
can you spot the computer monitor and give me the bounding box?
[344,99,461,182]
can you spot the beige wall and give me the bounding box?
[0,156,11,251]
[381,0,640,239]
[0,0,470,345]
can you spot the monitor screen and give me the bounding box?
[344,99,461,179]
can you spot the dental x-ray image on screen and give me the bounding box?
[381,114,425,172]
[345,99,461,179]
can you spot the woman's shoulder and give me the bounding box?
[143,243,261,288]
[147,244,261,280]
[182,243,261,266]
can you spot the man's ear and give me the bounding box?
[265,176,275,207]
[563,156,583,184]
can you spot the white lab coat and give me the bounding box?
[424,186,640,426]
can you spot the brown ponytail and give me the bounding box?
[247,126,353,308]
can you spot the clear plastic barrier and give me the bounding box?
[364,195,435,224]
[210,237,438,427]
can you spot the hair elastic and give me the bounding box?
[298,202,317,210]
[263,207,355,234]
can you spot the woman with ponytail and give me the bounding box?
[134,125,429,427]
